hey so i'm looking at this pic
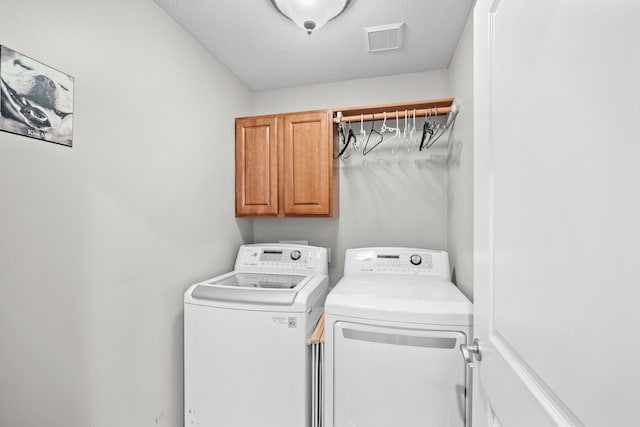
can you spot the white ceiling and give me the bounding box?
[153,0,473,91]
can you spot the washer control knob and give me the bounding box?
[410,254,422,266]
[290,250,302,261]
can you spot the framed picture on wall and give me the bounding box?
[0,45,74,147]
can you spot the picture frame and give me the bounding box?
[0,45,74,147]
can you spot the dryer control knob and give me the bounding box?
[290,250,302,261]
[410,254,422,266]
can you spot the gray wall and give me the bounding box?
[252,71,450,285]
[0,1,252,426]
[447,13,474,300]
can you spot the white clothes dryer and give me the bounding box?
[324,247,473,427]
[184,244,329,427]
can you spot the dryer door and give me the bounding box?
[333,321,468,427]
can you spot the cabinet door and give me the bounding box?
[235,116,278,216]
[281,111,334,216]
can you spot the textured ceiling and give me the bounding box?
[153,0,473,91]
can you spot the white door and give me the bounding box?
[472,1,640,426]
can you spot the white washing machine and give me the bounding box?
[184,243,329,427]
[324,247,473,427]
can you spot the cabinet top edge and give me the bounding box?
[236,109,332,121]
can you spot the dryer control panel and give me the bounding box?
[234,244,328,275]
[344,247,451,281]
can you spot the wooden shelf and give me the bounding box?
[333,97,454,123]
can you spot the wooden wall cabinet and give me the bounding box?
[235,110,337,217]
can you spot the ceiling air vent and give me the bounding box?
[365,23,404,52]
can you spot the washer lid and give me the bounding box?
[191,273,308,305]
[208,272,306,289]
[325,277,473,326]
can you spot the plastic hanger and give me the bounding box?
[362,114,384,155]
[355,113,366,152]
[338,119,356,159]
[419,109,435,151]
[409,109,417,150]
[388,111,402,154]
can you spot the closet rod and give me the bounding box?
[334,106,453,123]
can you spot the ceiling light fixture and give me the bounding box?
[270,0,352,35]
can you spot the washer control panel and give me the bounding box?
[344,247,451,281]
[234,244,328,274]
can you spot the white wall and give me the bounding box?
[447,13,474,300]
[252,71,450,285]
[0,1,252,426]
